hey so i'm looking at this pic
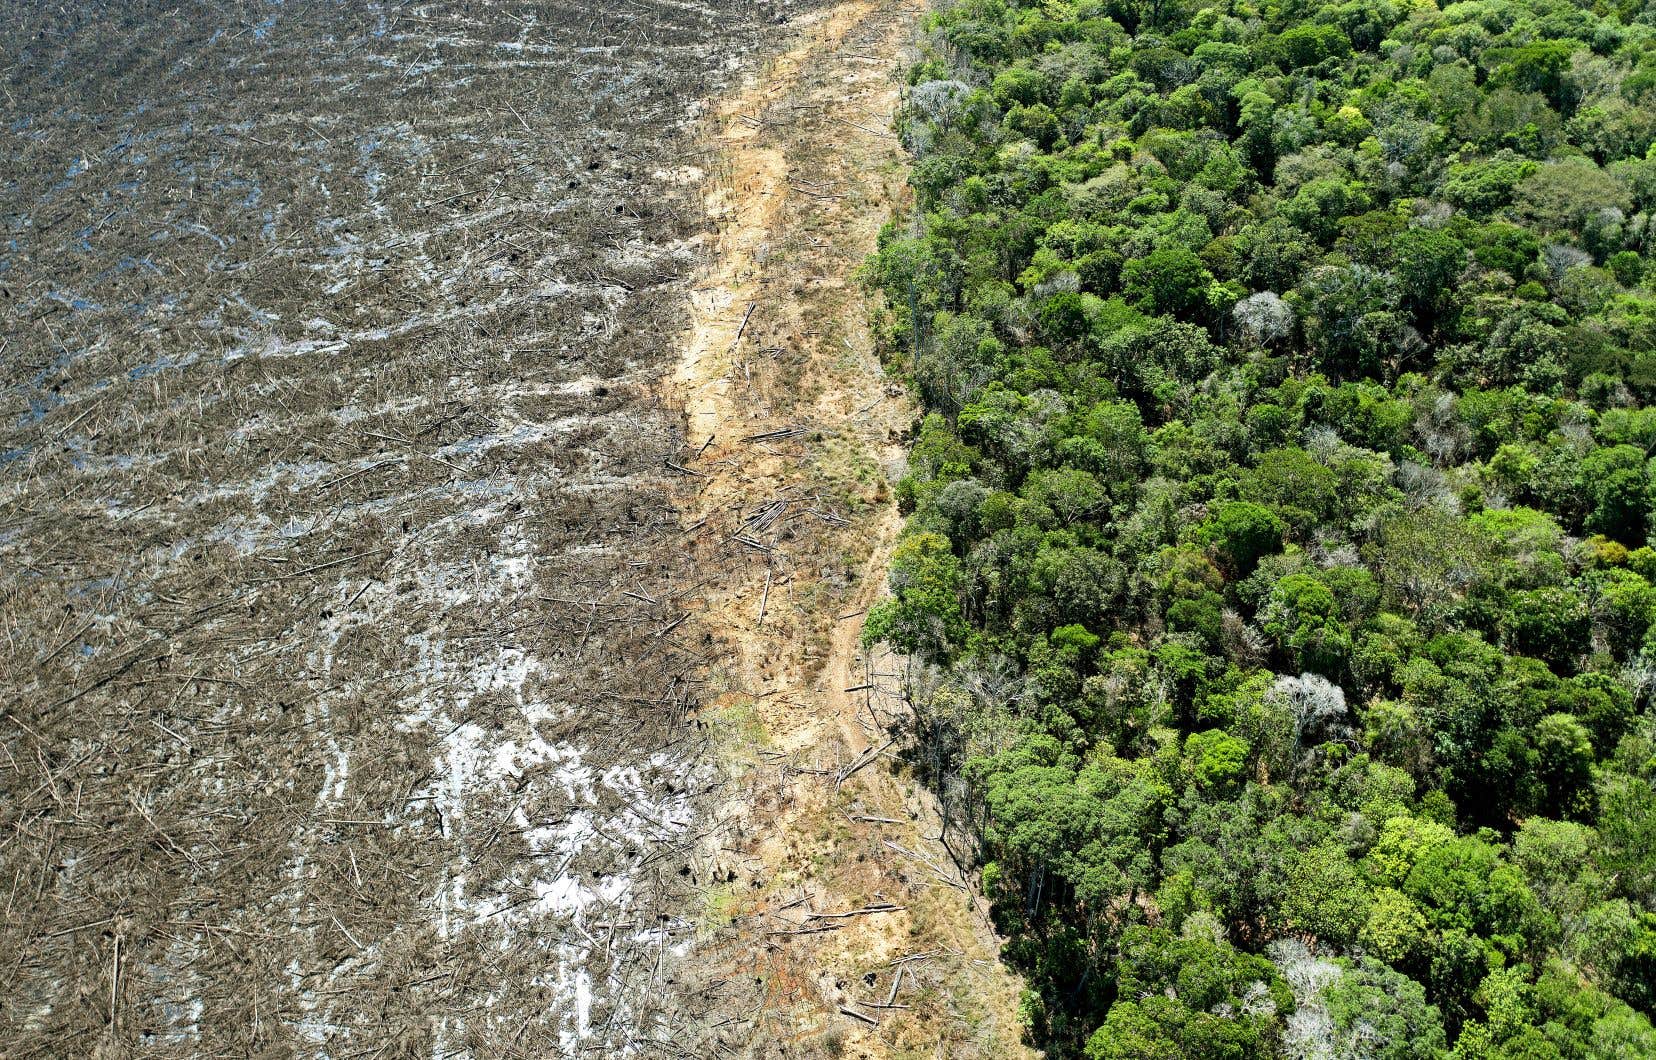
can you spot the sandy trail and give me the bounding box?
[667,1,1037,1055]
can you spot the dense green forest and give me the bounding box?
[863,0,1656,1055]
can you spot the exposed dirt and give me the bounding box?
[663,2,1037,1055]
[2,1,1033,1055]
[0,1,819,1055]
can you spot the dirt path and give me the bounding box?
[666,2,1037,1056]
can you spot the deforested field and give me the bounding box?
[0,1,803,1053]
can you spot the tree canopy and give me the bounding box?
[867,0,1656,1054]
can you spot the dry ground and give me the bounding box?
[0,1,811,1055]
[663,3,1036,1056]
[1,1,1033,1056]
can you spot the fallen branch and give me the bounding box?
[888,950,942,966]
[652,612,690,638]
[804,902,903,920]
[740,424,810,442]
[731,533,774,553]
[882,839,968,891]
[836,737,894,789]
[730,302,756,350]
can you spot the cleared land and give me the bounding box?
[658,2,1034,1056]
[1,1,802,1054]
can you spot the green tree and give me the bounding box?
[1194,501,1286,578]
[1186,728,1249,794]
[1362,887,1435,968]
[1325,958,1449,1059]
[1261,574,1353,676]
[1241,447,1340,532]
[863,532,966,656]
[1532,713,1596,819]
[1515,158,1631,247]
[1085,925,1290,1060]
[1272,24,1352,69]
[1284,841,1371,945]
[1578,445,1648,541]
[1394,227,1468,326]
[1122,245,1215,321]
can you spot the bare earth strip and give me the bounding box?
[664,2,1037,1056]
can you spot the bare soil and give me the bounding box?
[662,2,1036,1055]
[0,1,817,1055]
[1,1,1033,1056]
